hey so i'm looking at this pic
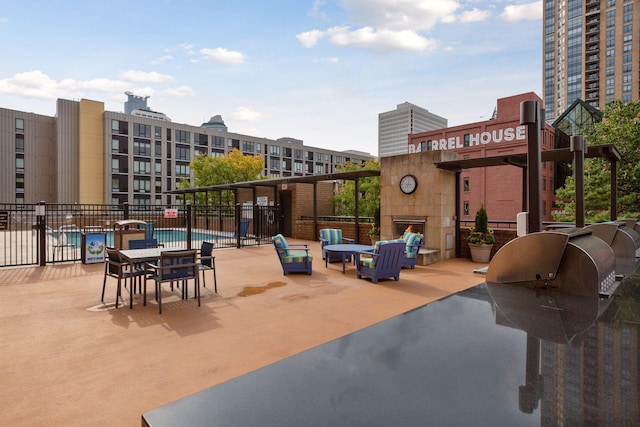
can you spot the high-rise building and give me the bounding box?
[544,0,639,122]
[0,98,372,205]
[378,102,447,157]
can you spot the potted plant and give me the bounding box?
[467,205,496,263]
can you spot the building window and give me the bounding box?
[133,141,151,156]
[112,120,128,135]
[463,177,469,192]
[15,157,24,173]
[242,140,255,153]
[269,157,280,170]
[15,118,24,132]
[269,145,280,155]
[16,135,24,153]
[133,123,151,138]
[175,130,190,143]
[133,160,151,175]
[463,201,470,216]
[463,134,470,147]
[212,135,224,148]
[133,178,151,193]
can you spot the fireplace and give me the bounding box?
[392,216,427,237]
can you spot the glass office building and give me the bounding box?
[544,0,639,122]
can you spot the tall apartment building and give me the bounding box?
[544,0,639,122]
[0,97,372,205]
[378,102,447,157]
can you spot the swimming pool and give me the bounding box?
[58,228,221,247]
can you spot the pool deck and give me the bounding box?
[0,239,487,426]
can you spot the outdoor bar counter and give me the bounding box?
[142,275,640,426]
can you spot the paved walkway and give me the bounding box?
[0,240,487,426]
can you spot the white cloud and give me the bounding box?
[120,70,173,83]
[161,86,194,97]
[501,1,542,23]
[151,55,173,65]
[308,0,327,19]
[199,47,246,64]
[297,0,492,52]
[232,106,271,121]
[0,70,131,99]
[0,70,59,99]
[326,26,438,52]
[458,8,490,23]
[313,57,339,64]
[341,0,460,31]
[297,29,326,48]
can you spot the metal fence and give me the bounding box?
[0,202,279,267]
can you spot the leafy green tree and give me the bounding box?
[332,160,380,218]
[179,149,264,205]
[553,100,640,221]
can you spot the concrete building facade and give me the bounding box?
[408,92,556,223]
[0,98,373,205]
[378,102,447,158]
[544,0,640,122]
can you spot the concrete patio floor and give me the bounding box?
[0,239,487,426]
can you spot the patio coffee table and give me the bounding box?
[323,244,374,273]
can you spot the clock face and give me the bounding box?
[400,174,417,194]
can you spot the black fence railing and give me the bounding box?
[0,202,280,267]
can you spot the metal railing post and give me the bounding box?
[37,201,47,266]
[186,203,193,250]
[235,204,241,248]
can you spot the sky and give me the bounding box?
[0,0,543,156]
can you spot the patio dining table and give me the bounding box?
[119,247,186,264]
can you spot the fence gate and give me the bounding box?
[0,204,39,267]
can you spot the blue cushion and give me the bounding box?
[404,233,423,258]
[272,234,289,256]
[281,253,313,263]
[369,239,404,267]
[320,229,343,245]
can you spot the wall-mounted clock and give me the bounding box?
[400,174,417,194]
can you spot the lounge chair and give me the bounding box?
[401,232,424,269]
[272,234,313,275]
[354,240,405,283]
[319,228,354,262]
[48,225,80,263]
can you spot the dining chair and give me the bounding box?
[128,239,159,249]
[198,241,217,293]
[102,248,145,309]
[144,250,200,314]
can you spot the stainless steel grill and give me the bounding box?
[584,221,640,277]
[486,229,619,298]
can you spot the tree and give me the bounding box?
[553,100,640,221]
[179,149,264,205]
[332,160,380,218]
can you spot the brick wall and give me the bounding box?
[296,219,375,243]
[459,227,516,260]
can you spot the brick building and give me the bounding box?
[408,92,556,223]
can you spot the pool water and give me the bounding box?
[60,229,220,247]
